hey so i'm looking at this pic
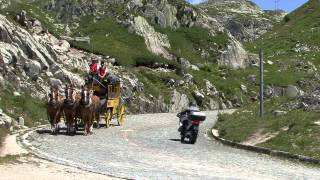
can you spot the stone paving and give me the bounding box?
[28,111,320,179]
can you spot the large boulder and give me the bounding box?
[169,89,189,112]
[285,85,303,98]
[143,0,179,29]
[131,16,172,60]
[218,35,250,69]
[25,60,41,78]
[0,109,13,129]
[204,79,218,96]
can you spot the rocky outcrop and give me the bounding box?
[169,90,189,112]
[198,0,286,41]
[141,0,179,29]
[0,0,10,9]
[0,13,92,98]
[218,35,250,69]
[131,16,172,59]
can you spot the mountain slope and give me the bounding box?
[214,0,320,159]
[0,0,288,121]
[198,0,286,42]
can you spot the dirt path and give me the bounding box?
[0,134,119,180]
[0,156,119,180]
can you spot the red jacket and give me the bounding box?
[99,64,107,78]
[89,63,98,74]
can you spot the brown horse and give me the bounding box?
[47,87,64,134]
[79,87,100,135]
[63,85,80,135]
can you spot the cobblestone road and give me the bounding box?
[28,111,320,179]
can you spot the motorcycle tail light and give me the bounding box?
[193,121,200,125]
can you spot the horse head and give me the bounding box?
[64,85,76,104]
[48,87,60,107]
[80,86,93,107]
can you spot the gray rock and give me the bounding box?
[131,16,172,59]
[183,73,193,84]
[0,74,5,87]
[50,78,62,87]
[190,65,200,71]
[108,58,116,64]
[218,35,250,69]
[219,92,226,100]
[193,90,205,103]
[267,60,274,65]
[179,58,191,70]
[220,102,227,109]
[247,74,257,83]
[273,110,288,117]
[26,60,41,78]
[166,79,175,87]
[0,111,12,128]
[226,100,233,108]
[142,0,179,29]
[175,80,185,86]
[127,0,143,10]
[240,84,248,93]
[169,89,189,112]
[204,79,218,96]
[208,98,219,110]
[13,91,21,96]
[285,85,301,98]
[264,85,274,98]
[46,71,53,77]
[18,117,24,127]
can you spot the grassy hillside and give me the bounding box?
[0,127,8,149]
[0,89,47,127]
[215,98,320,159]
[215,0,320,159]
[246,0,320,64]
[71,16,174,67]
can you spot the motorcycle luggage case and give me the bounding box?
[188,111,206,121]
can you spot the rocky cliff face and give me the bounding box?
[0,0,284,117]
[198,0,286,42]
[130,16,172,59]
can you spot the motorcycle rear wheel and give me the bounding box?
[180,136,185,143]
[189,133,198,144]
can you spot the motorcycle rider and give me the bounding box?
[178,101,199,132]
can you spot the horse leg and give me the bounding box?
[66,114,70,135]
[96,111,100,129]
[84,118,88,136]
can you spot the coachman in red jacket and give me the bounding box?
[98,61,108,80]
[88,58,99,75]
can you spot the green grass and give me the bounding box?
[156,26,228,64]
[0,155,21,164]
[0,127,8,150]
[246,0,320,61]
[133,68,182,104]
[71,16,177,67]
[0,89,47,128]
[215,98,320,159]
[189,64,258,103]
[2,0,63,36]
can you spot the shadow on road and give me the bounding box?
[36,128,84,136]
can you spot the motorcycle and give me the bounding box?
[177,110,206,144]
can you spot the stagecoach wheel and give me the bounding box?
[106,109,112,128]
[117,104,125,126]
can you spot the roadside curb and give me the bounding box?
[211,129,320,165]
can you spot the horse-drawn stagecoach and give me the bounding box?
[47,73,126,135]
[90,76,126,128]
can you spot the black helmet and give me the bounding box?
[189,101,197,107]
